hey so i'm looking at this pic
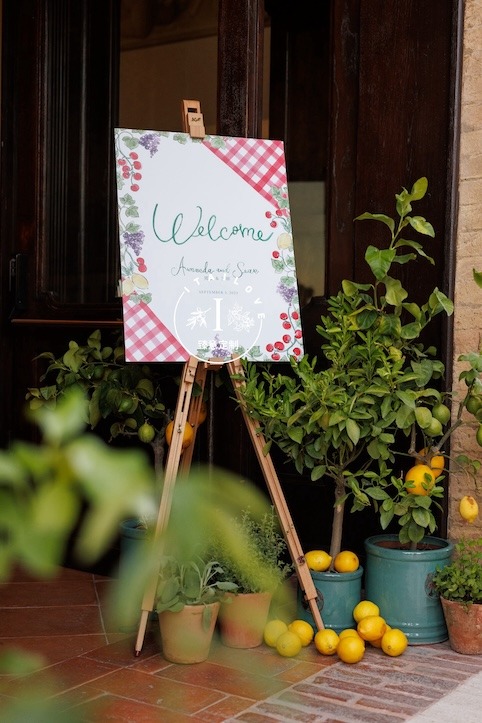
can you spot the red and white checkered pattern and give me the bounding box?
[123,299,189,362]
[204,137,287,206]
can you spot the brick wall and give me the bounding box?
[448,0,482,539]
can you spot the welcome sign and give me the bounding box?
[114,128,304,364]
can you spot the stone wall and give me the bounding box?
[448,0,482,539]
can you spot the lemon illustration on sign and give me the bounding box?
[404,464,435,495]
[305,549,332,571]
[357,615,387,642]
[165,420,194,450]
[353,600,380,623]
[263,619,288,647]
[277,232,293,250]
[275,630,302,657]
[336,634,365,664]
[459,495,479,523]
[381,628,408,657]
[333,550,359,573]
[288,620,314,646]
[314,628,339,655]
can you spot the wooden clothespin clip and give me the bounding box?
[181,99,205,139]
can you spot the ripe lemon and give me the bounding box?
[263,619,288,647]
[357,615,387,642]
[337,634,365,664]
[459,495,479,523]
[165,420,194,450]
[275,630,302,657]
[353,600,380,623]
[305,549,332,572]
[333,550,359,573]
[314,628,339,655]
[417,448,444,477]
[338,628,361,640]
[198,401,208,424]
[404,464,435,495]
[288,620,314,646]
[381,628,408,657]
[370,624,391,648]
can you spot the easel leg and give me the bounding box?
[227,359,324,631]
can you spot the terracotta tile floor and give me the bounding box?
[1,566,482,722]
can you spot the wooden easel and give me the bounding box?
[133,103,323,656]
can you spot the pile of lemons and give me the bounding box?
[263,599,408,663]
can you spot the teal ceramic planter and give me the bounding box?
[364,534,454,644]
[296,567,363,632]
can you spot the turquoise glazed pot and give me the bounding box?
[296,567,363,632]
[364,534,454,644]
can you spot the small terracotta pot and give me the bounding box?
[218,592,272,648]
[440,597,482,655]
[158,602,220,664]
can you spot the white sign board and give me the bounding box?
[114,128,304,364]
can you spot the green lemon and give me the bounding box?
[138,422,155,443]
[466,395,482,415]
[425,417,443,437]
[432,403,451,425]
[476,424,482,447]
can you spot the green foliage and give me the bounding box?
[432,537,482,604]
[236,179,481,556]
[25,329,172,446]
[209,506,292,593]
[155,555,238,620]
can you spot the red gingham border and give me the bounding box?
[122,299,189,362]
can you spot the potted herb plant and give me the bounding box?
[432,537,482,654]
[155,553,238,663]
[234,178,481,637]
[211,505,293,648]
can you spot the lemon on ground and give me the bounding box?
[370,624,391,648]
[381,628,408,656]
[336,635,365,664]
[353,600,380,623]
[263,619,288,647]
[165,420,194,450]
[338,628,361,640]
[417,448,444,477]
[288,620,314,646]
[404,464,435,495]
[357,615,387,642]
[333,550,359,573]
[305,549,332,572]
[275,630,302,657]
[314,629,339,655]
[459,495,479,523]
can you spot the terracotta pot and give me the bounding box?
[158,602,220,664]
[440,597,482,654]
[218,592,272,648]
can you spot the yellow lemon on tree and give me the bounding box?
[357,615,387,642]
[275,630,302,657]
[334,550,359,573]
[336,634,365,664]
[263,619,288,647]
[165,420,194,450]
[417,448,444,478]
[305,549,332,572]
[288,620,314,646]
[459,495,479,523]
[314,628,339,655]
[404,464,435,495]
[381,628,408,657]
[353,600,380,623]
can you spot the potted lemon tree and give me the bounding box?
[234,178,481,636]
